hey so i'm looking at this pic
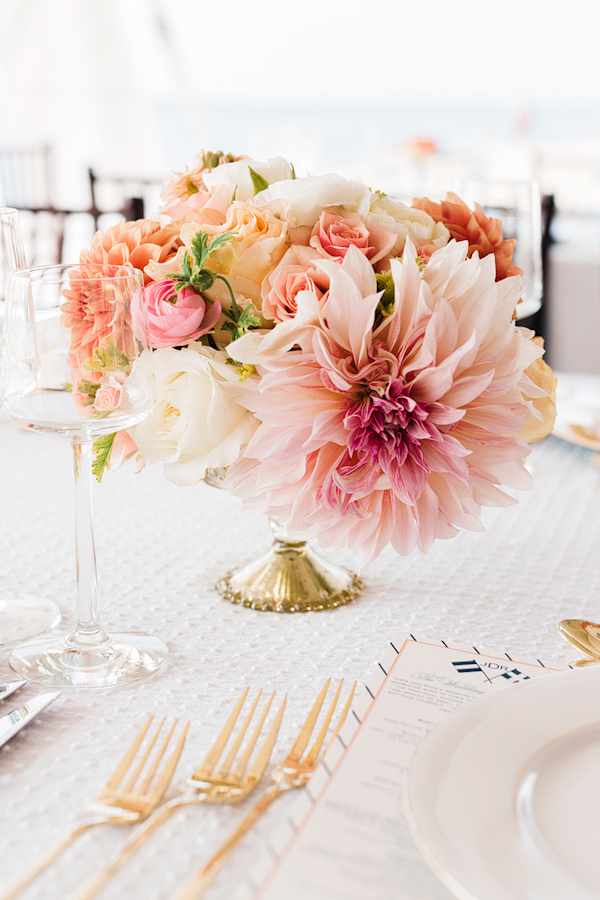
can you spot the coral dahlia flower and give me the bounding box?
[412,193,523,283]
[80,218,183,285]
[224,242,547,569]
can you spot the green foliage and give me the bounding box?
[202,150,225,169]
[169,229,234,296]
[222,295,261,343]
[83,339,131,376]
[248,167,269,195]
[92,432,116,482]
[78,379,101,406]
[376,271,396,317]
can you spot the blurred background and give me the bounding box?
[1,0,599,373]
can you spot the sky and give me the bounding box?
[163,0,600,105]
[0,0,599,202]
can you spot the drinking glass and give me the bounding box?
[1,263,168,687]
[456,179,543,319]
[0,206,62,647]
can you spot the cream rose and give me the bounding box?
[256,174,372,229]
[366,194,450,261]
[130,344,257,486]
[201,157,293,202]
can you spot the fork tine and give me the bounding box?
[324,680,356,757]
[192,687,249,781]
[230,691,275,781]
[214,690,262,780]
[147,721,190,806]
[103,716,155,792]
[137,719,178,793]
[243,694,286,785]
[287,678,331,764]
[304,679,343,766]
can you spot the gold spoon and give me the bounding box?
[558,619,600,664]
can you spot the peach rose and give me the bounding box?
[95,373,126,411]
[261,245,330,322]
[309,209,397,265]
[179,203,288,318]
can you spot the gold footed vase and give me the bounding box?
[216,518,362,613]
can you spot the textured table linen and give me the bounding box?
[0,412,598,900]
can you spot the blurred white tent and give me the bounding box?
[0,0,202,206]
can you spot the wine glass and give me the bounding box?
[456,179,543,319]
[1,263,168,688]
[0,206,62,647]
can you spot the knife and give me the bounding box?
[0,680,26,703]
[0,691,61,749]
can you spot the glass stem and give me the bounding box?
[67,441,111,649]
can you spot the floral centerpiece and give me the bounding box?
[76,150,556,583]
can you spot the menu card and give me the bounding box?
[236,634,567,900]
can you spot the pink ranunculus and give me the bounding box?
[94,372,126,411]
[309,209,397,265]
[261,245,330,322]
[131,280,222,349]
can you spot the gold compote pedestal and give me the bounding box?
[206,469,362,613]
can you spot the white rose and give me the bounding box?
[366,194,450,253]
[131,344,257,486]
[256,174,371,228]
[201,157,293,202]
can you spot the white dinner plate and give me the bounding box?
[552,372,600,451]
[407,665,600,900]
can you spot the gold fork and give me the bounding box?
[1,716,189,900]
[173,678,356,900]
[75,687,286,900]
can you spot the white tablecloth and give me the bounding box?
[1,412,599,900]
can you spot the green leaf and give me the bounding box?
[92,432,116,482]
[204,230,234,258]
[376,271,396,317]
[248,167,269,195]
[290,162,296,180]
[202,150,224,169]
[189,229,233,272]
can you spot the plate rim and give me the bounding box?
[407,665,600,900]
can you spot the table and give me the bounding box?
[1,411,599,900]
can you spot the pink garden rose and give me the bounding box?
[309,209,396,265]
[261,245,330,322]
[131,280,221,349]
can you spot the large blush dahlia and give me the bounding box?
[224,242,546,569]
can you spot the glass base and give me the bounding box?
[0,593,62,649]
[216,536,362,613]
[9,632,169,689]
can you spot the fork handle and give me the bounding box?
[74,797,189,900]
[1,822,95,900]
[173,784,287,900]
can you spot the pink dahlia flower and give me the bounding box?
[225,242,546,569]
